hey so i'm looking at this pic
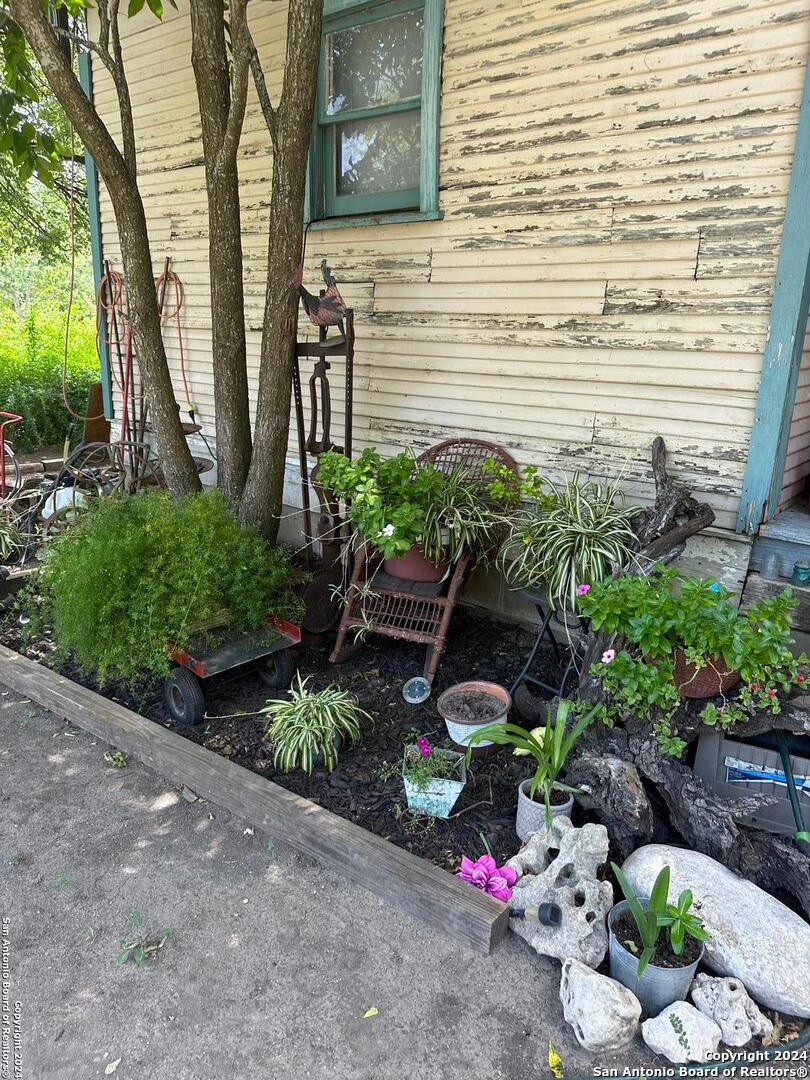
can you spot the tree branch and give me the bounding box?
[108,0,137,180]
[216,0,251,172]
[248,29,278,149]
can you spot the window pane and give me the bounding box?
[336,110,421,196]
[326,9,424,116]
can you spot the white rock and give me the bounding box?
[506,817,613,967]
[642,1001,722,1064]
[559,958,641,1052]
[623,845,810,1018]
[691,973,774,1047]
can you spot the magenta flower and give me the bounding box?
[576,583,590,596]
[416,736,431,756]
[601,649,615,664]
[457,854,517,902]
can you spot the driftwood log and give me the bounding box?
[569,438,810,916]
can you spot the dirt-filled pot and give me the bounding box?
[437,680,511,758]
[383,544,448,583]
[673,648,740,699]
[608,899,704,1015]
[516,779,573,841]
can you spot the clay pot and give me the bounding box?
[673,648,740,699]
[437,680,511,758]
[383,544,448,583]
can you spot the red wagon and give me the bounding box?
[163,614,301,726]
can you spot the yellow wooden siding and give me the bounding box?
[89,0,810,536]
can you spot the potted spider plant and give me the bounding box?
[262,673,371,773]
[467,699,594,839]
[402,735,467,818]
[497,473,639,621]
[317,448,508,582]
[608,862,710,1016]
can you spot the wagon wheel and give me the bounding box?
[257,649,294,691]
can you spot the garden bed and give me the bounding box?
[1,606,553,874]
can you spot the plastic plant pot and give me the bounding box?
[516,778,573,841]
[402,746,467,819]
[608,899,704,1016]
[437,680,511,758]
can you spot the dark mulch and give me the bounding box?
[2,606,560,873]
[612,910,702,969]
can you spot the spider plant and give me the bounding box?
[421,463,504,564]
[498,473,639,616]
[262,673,371,774]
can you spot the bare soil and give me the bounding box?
[439,688,505,723]
[613,910,702,969]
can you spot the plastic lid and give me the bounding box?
[402,677,431,705]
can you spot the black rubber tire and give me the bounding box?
[257,648,294,691]
[164,667,206,727]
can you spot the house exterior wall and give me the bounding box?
[89,0,810,603]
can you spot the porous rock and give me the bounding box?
[623,845,810,1018]
[642,1001,721,1064]
[506,816,612,967]
[559,958,641,1052]
[691,973,773,1047]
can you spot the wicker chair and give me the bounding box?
[329,438,519,684]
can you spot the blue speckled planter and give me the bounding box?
[402,747,467,819]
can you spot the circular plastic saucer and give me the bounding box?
[402,677,431,704]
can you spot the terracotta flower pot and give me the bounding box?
[383,544,448,583]
[437,680,511,758]
[673,648,740,699]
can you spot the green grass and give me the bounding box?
[0,300,98,452]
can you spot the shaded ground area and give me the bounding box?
[0,692,656,1079]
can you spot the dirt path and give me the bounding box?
[0,690,655,1080]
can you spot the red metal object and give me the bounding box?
[167,614,301,680]
[0,413,22,498]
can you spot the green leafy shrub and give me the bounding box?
[581,566,808,754]
[32,489,303,685]
[0,298,97,451]
[317,448,514,564]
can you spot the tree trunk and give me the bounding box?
[239,0,324,539]
[9,0,200,497]
[190,0,252,502]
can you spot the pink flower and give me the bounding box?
[457,854,518,902]
[416,736,431,756]
[576,583,591,596]
[766,688,777,698]
[601,649,615,664]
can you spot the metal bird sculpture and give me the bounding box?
[293,259,348,345]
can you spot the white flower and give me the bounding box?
[380,524,395,537]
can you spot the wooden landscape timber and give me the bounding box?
[0,644,509,956]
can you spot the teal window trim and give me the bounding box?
[308,0,443,224]
[78,49,113,418]
[736,57,810,534]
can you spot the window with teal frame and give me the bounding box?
[309,0,443,222]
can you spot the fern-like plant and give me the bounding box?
[263,674,370,774]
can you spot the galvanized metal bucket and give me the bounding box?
[608,899,704,1016]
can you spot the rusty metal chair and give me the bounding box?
[329,438,519,684]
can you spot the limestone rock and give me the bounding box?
[642,1001,722,1064]
[559,958,641,1052]
[506,816,613,967]
[623,845,810,1018]
[691,973,773,1047]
